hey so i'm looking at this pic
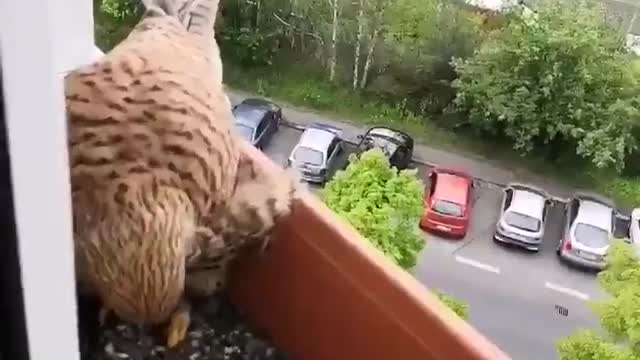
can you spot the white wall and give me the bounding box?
[0,0,95,359]
[50,0,96,75]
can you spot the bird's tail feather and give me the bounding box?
[177,0,220,39]
[140,0,179,18]
[140,0,219,40]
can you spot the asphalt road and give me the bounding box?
[232,98,604,360]
[414,184,603,360]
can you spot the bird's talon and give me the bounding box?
[166,309,191,349]
[98,307,110,327]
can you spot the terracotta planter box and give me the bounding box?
[229,144,512,360]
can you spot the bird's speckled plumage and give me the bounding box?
[68,0,296,347]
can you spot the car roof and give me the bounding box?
[233,104,266,127]
[576,199,613,231]
[508,189,546,219]
[433,172,470,205]
[433,167,472,179]
[507,182,548,198]
[574,191,615,209]
[297,127,337,152]
[359,136,399,158]
[365,126,413,145]
[239,98,280,111]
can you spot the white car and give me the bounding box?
[287,123,345,184]
[628,208,640,256]
[494,183,550,252]
[630,208,640,243]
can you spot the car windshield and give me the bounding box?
[292,146,324,166]
[361,136,397,157]
[432,199,464,217]
[574,223,610,248]
[504,211,541,232]
[368,128,407,143]
[234,123,254,142]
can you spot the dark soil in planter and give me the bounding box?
[78,294,289,360]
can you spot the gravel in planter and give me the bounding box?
[79,295,289,360]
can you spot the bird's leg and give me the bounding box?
[257,234,272,254]
[166,298,191,349]
[185,262,229,297]
[98,306,111,327]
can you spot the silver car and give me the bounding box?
[557,192,615,270]
[494,183,549,252]
[287,123,344,184]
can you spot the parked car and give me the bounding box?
[355,126,414,170]
[420,167,474,238]
[232,98,282,150]
[557,192,616,270]
[287,123,345,184]
[493,183,550,252]
[629,208,640,239]
[627,208,640,255]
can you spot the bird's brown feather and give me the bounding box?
[68,0,297,336]
[67,12,237,325]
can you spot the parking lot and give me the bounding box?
[264,125,603,285]
[257,123,604,360]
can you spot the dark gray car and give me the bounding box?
[232,98,282,150]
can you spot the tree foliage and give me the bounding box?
[94,0,142,50]
[558,240,640,360]
[453,0,640,171]
[322,149,424,269]
[322,149,468,319]
[99,0,141,20]
[371,0,484,112]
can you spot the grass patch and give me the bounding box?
[223,62,640,209]
[433,290,469,320]
[225,63,517,159]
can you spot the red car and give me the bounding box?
[420,167,473,238]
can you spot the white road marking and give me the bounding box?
[454,255,501,274]
[544,282,590,301]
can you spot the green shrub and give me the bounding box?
[322,149,425,269]
[322,149,468,318]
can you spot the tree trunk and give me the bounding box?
[353,0,365,90]
[289,0,297,49]
[328,0,339,82]
[360,26,379,89]
[255,0,261,30]
[627,8,638,35]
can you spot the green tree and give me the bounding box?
[321,149,468,319]
[321,149,424,268]
[557,240,640,360]
[376,0,484,113]
[452,0,640,171]
[94,0,143,50]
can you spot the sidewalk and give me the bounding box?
[227,89,577,201]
